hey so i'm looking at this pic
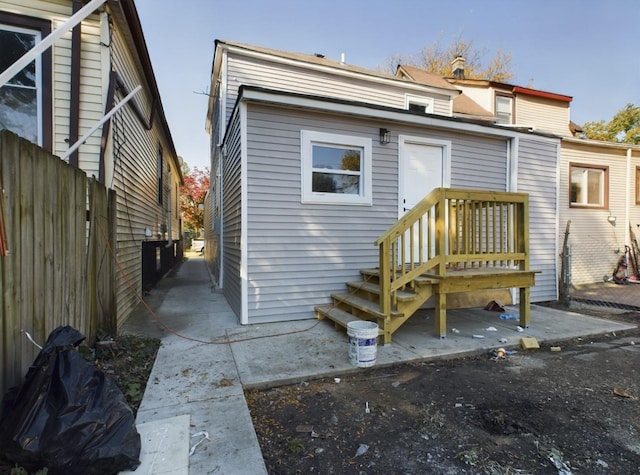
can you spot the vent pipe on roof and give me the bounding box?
[451,56,465,79]
[340,53,345,64]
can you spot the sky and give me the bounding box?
[135,0,640,171]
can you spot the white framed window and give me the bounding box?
[405,94,434,114]
[495,95,512,124]
[0,23,42,144]
[301,130,372,205]
[570,163,608,208]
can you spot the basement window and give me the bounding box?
[301,130,372,205]
[570,163,608,209]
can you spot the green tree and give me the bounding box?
[180,166,209,236]
[380,34,514,82]
[582,103,640,144]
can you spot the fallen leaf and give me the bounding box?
[613,387,638,400]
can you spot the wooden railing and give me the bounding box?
[374,188,530,316]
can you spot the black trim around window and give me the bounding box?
[0,11,52,152]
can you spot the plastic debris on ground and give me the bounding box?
[0,326,141,475]
[189,431,210,456]
[355,444,369,457]
[499,313,519,320]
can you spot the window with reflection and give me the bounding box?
[301,130,372,205]
[570,163,608,208]
[0,12,51,149]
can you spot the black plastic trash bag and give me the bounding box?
[0,326,141,475]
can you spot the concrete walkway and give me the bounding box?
[120,255,637,474]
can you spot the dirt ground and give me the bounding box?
[246,309,640,474]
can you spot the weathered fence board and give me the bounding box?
[0,130,115,400]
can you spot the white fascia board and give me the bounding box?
[206,46,226,131]
[221,43,459,100]
[240,88,560,143]
[562,136,640,151]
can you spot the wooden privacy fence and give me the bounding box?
[0,131,116,399]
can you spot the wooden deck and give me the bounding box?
[317,188,537,343]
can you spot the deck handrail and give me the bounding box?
[375,188,530,316]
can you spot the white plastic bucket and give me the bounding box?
[347,321,379,367]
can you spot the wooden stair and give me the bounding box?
[315,188,538,345]
[315,269,439,344]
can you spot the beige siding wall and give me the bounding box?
[108,20,182,325]
[516,95,570,136]
[559,141,640,286]
[223,53,452,125]
[456,84,494,112]
[1,0,104,169]
[3,1,181,326]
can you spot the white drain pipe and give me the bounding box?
[62,85,141,160]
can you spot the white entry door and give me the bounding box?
[399,136,450,263]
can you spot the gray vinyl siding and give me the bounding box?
[518,138,560,301]
[224,53,452,127]
[244,106,391,323]
[243,104,515,323]
[221,110,243,317]
[393,122,509,191]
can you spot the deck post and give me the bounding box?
[435,291,447,338]
[519,287,530,328]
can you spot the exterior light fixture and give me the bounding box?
[379,128,391,144]
[607,215,616,224]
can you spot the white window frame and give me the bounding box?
[301,130,372,205]
[405,94,434,114]
[0,23,43,145]
[495,94,513,125]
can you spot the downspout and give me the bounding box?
[68,0,82,168]
[99,70,117,184]
[625,147,632,244]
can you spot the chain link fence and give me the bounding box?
[561,221,640,312]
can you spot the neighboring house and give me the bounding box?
[443,61,640,288]
[445,70,573,136]
[0,0,183,327]
[559,137,640,285]
[204,40,560,328]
